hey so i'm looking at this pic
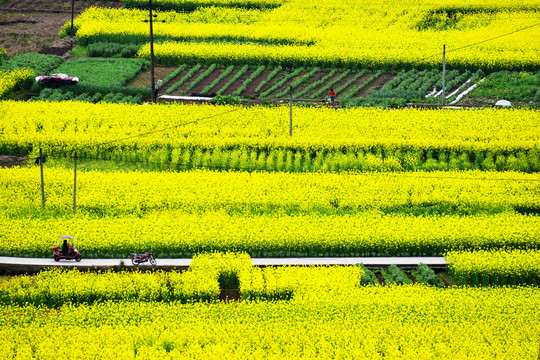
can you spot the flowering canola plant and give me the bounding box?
[1,167,539,257]
[65,0,540,70]
[0,70,33,100]
[0,279,538,359]
[446,249,540,286]
[1,101,539,167]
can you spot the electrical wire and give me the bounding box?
[4,106,244,163]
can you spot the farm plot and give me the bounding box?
[0,265,539,359]
[1,102,539,173]
[461,70,540,106]
[49,58,149,87]
[2,167,539,257]
[66,1,540,71]
[155,63,384,100]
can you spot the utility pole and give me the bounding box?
[149,0,156,102]
[73,153,77,215]
[70,0,75,50]
[442,44,446,107]
[289,86,293,136]
[39,148,45,209]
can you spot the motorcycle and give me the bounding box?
[53,235,82,262]
[131,252,157,266]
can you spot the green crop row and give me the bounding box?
[165,63,201,93]
[216,64,248,96]
[231,65,265,96]
[50,58,149,87]
[86,42,142,58]
[65,146,540,174]
[201,65,234,94]
[260,67,304,98]
[182,63,217,94]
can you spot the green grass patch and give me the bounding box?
[70,46,88,57]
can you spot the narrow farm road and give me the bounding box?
[0,256,446,268]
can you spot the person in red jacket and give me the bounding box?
[329,88,336,103]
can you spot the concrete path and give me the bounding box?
[0,256,446,269]
[158,95,213,101]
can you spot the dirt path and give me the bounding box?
[0,0,122,56]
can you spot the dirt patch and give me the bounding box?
[129,66,176,88]
[339,72,373,98]
[374,272,385,286]
[219,289,240,302]
[242,68,270,98]
[356,73,394,97]
[0,0,123,56]
[190,67,223,95]
[156,66,206,95]
[0,155,27,167]
[156,67,192,92]
[221,68,252,96]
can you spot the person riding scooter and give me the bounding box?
[62,239,69,256]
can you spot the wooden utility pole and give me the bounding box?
[289,86,293,136]
[70,0,75,50]
[39,148,45,209]
[442,44,446,107]
[73,153,77,215]
[149,0,156,102]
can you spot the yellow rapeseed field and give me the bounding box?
[0,70,33,100]
[1,279,538,359]
[1,101,539,156]
[1,167,539,257]
[65,0,540,69]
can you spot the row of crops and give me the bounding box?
[63,0,540,71]
[158,64,386,101]
[2,251,539,308]
[2,167,539,257]
[1,264,539,358]
[2,102,539,163]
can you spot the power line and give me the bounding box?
[90,106,242,150]
[11,106,244,162]
[446,22,540,54]
[413,22,540,64]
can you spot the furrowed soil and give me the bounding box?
[0,0,122,56]
[190,67,223,96]
[356,73,394,96]
[133,65,398,103]
[222,68,251,96]
[128,66,176,89]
